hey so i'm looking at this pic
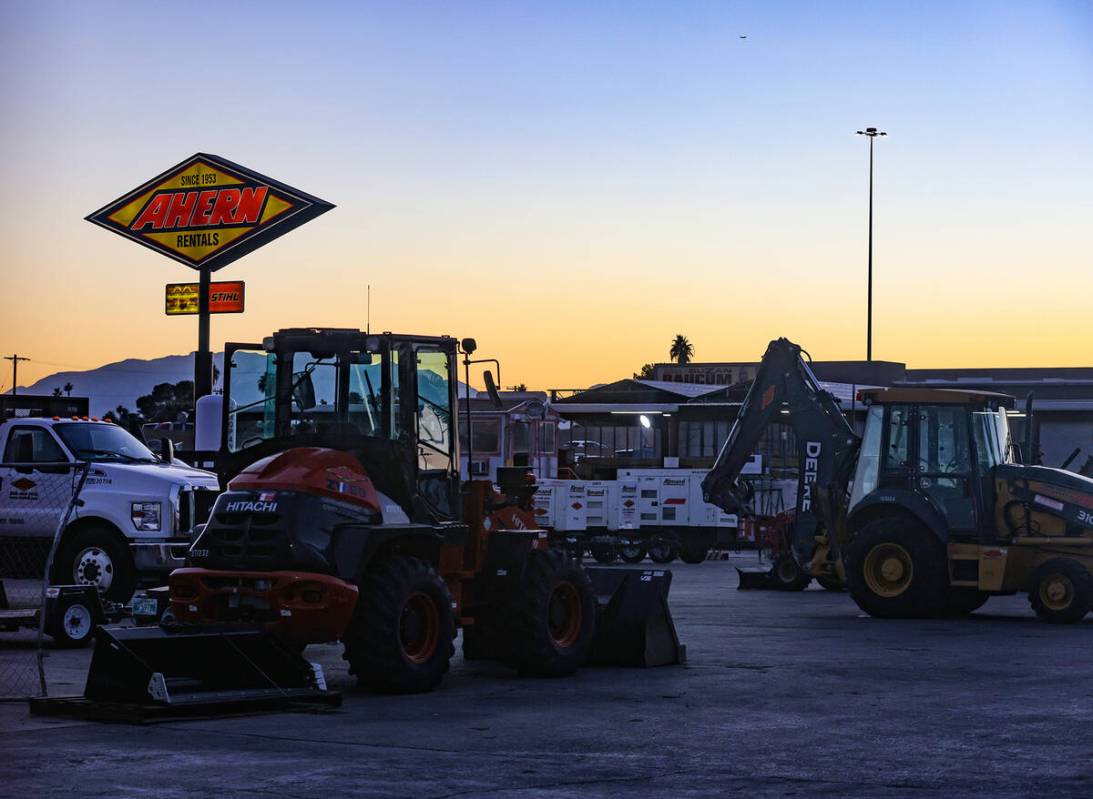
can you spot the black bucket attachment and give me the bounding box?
[82,624,334,708]
[585,568,685,667]
[736,566,775,590]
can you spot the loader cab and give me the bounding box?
[849,388,1016,541]
[220,328,460,520]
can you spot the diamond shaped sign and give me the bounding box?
[86,153,334,272]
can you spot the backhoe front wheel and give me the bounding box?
[342,556,455,693]
[1029,558,1093,624]
[500,549,596,677]
[771,554,811,591]
[845,518,948,618]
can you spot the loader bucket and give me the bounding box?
[83,624,332,708]
[736,566,775,590]
[584,568,685,667]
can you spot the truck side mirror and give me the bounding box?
[159,437,174,464]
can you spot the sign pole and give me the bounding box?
[195,266,212,401]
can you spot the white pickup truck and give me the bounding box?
[0,407,219,602]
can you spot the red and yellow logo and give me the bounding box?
[87,154,333,272]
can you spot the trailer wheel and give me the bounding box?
[53,525,136,604]
[590,543,617,564]
[648,537,678,564]
[679,546,709,565]
[618,539,647,564]
[342,556,455,693]
[771,554,811,591]
[500,549,595,677]
[845,517,948,618]
[1029,558,1092,624]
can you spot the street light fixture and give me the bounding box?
[856,126,886,362]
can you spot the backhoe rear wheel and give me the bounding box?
[845,517,948,618]
[1029,558,1093,624]
[499,549,596,677]
[342,555,455,693]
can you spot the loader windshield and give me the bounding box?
[973,408,1015,468]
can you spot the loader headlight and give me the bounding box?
[131,502,162,531]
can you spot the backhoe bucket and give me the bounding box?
[584,568,685,667]
[736,566,775,590]
[81,624,336,709]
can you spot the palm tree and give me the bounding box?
[669,335,694,365]
[63,381,73,397]
[52,387,62,397]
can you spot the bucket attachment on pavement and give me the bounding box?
[79,624,337,711]
[584,568,685,667]
[736,566,775,590]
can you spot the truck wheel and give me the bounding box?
[648,538,678,564]
[48,594,97,648]
[53,525,136,604]
[1029,558,1093,624]
[342,556,456,693]
[590,543,617,564]
[500,549,596,677]
[941,589,989,616]
[771,554,811,591]
[845,518,948,618]
[618,539,647,564]
[680,546,709,565]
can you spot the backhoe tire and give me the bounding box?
[53,525,136,604]
[342,556,455,694]
[618,539,647,564]
[1029,558,1093,624]
[816,575,846,593]
[590,543,617,564]
[845,518,948,618]
[499,549,596,677]
[771,554,811,591]
[941,589,989,617]
[648,538,678,564]
[680,546,709,565]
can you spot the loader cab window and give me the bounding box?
[884,405,913,474]
[849,405,884,509]
[973,408,1013,469]
[346,351,382,437]
[917,405,976,530]
[414,348,454,472]
[288,352,338,436]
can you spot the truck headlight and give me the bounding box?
[131,502,162,531]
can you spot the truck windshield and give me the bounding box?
[54,423,157,463]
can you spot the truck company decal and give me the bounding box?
[86,153,334,272]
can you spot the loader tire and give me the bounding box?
[941,589,989,616]
[53,525,136,604]
[499,549,595,677]
[1029,558,1093,624]
[680,546,709,565]
[618,539,647,564]
[771,554,811,591]
[648,538,678,564]
[342,556,455,693]
[845,518,948,618]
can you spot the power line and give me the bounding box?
[4,354,30,396]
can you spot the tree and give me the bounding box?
[507,383,528,392]
[669,335,694,365]
[63,382,73,397]
[633,364,655,380]
[104,405,144,433]
[52,387,63,397]
[136,381,195,422]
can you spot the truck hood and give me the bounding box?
[91,460,220,490]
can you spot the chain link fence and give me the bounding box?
[0,461,88,699]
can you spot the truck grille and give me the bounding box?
[179,488,221,535]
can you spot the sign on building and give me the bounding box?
[165,281,245,315]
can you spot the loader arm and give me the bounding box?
[701,338,861,563]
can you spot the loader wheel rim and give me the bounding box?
[74,547,113,591]
[863,543,913,598]
[1040,574,1074,611]
[548,581,582,649]
[776,559,798,583]
[399,592,440,664]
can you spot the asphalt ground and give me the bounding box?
[3,557,1092,798]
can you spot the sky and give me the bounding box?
[1,1,1091,392]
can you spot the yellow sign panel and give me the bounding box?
[165,281,246,315]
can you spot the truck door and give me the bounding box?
[0,425,73,539]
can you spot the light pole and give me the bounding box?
[856,127,886,361]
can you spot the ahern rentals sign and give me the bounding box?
[86,153,334,271]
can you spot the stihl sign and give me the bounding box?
[165,281,245,315]
[86,153,333,271]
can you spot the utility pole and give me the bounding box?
[856,127,886,361]
[4,354,30,395]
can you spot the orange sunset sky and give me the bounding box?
[2,2,1091,392]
